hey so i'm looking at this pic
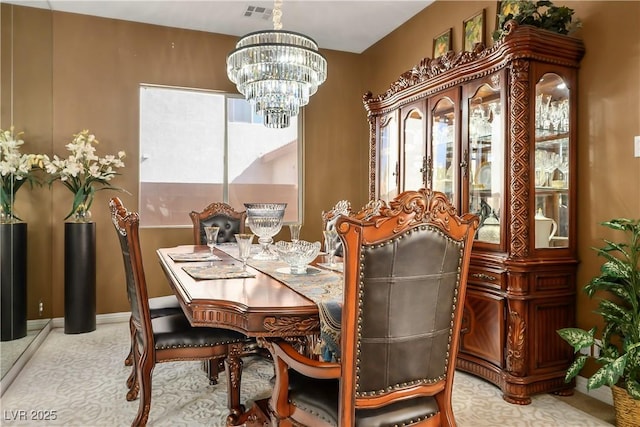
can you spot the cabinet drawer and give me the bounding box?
[467,267,505,291]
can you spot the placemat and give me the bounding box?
[168,252,221,262]
[182,265,255,279]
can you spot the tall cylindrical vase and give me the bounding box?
[0,222,28,341]
[64,222,96,334]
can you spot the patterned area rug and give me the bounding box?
[1,323,610,426]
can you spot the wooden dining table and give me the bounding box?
[156,244,329,425]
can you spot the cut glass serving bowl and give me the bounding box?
[275,240,321,274]
[244,203,287,260]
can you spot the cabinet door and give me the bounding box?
[400,101,427,192]
[427,88,460,209]
[463,74,505,246]
[376,113,399,203]
[534,72,572,250]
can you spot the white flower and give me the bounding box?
[43,129,127,219]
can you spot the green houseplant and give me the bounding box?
[557,218,640,404]
[493,0,581,41]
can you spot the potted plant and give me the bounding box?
[493,0,581,41]
[557,218,640,425]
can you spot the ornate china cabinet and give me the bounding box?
[363,22,584,404]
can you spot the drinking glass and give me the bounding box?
[235,233,254,272]
[204,226,220,255]
[289,223,302,243]
[323,229,339,267]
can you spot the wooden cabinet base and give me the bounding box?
[456,356,574,405]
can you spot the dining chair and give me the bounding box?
[189,201,260,380]
[189,202,246,245]
[321,199,351,257]
[109,197,252,427]
[265,189,478,426]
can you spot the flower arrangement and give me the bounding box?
[0,126,43,223]
[43,129,127,221]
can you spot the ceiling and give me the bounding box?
[5,0,434,54]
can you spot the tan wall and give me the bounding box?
[45,11,369,316]
[362,0,640,376]
[6,2,640,380]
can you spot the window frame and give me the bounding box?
[138,83,304,228]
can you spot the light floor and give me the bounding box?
[1,322,616,426]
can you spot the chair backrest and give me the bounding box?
[189,202,246,245]
[336,189,478,426]
[109,197,154,353]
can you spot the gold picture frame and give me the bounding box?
[433,28,452,58]
[464,9,486,51]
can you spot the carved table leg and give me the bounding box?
[225,342,246,426]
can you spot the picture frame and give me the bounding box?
[463,9,486,51]
[433,28,452,58]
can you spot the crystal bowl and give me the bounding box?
[244,203,287,260]
[275,240,321,274]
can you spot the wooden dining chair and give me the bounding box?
[109,197,252,427]
[189,202,246,245]
[189,201,259,380]
[265,189,478,426]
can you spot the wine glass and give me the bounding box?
[234,233,254,272]
[244,203,287,260]
[204,226,220,255]
[289,223,302,243]
[323,229,339,267]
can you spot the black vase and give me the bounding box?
[64,222,96,334]
[0,222,28,341]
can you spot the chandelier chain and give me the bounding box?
[273,0,283,30]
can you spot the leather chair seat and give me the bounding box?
[147,314,248,350]
[288,370,438,427]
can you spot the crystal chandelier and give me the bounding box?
[226,0,327,128]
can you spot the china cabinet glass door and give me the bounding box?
[534,73,570,249]
[429,90,459,208]
[466,80,504,244]
[377,114,399,203]
[402,106,426,192]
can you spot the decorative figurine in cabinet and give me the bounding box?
[363,22,584,404]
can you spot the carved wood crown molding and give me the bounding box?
[364,189,478,237]
[196,202,244,218]
[363,21,585,113]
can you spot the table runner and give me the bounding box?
[217,243,343,361]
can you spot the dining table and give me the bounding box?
[156,243,344,425]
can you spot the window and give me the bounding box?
[139,85,301,227]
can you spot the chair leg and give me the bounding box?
[125,316,134,366]
[127,342,141,401]
[132,351,154,427]
[205,359,223,385]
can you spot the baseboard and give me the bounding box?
[0,320,52,397]
[51,311,131,329]
[575,376,613,406]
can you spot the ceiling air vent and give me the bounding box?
[243,5,273,20]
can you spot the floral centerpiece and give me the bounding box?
[0,126,43,223]
[43,129,127,221]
